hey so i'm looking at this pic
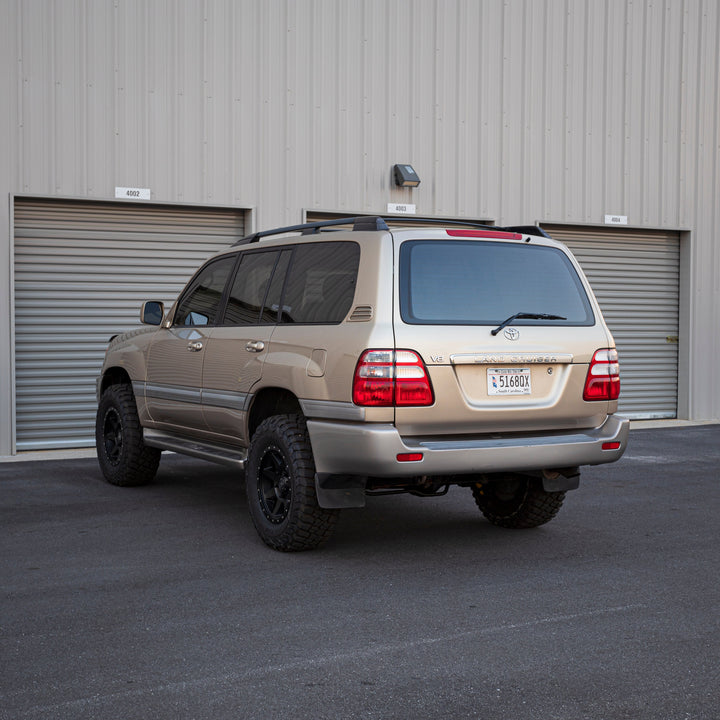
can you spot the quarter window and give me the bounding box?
[280,242,360,324]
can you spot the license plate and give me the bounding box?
[487,367,532,395]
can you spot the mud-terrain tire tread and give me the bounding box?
[96,383,160,487]
[471,475,565,529]
[245,414,339,552]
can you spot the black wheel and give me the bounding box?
[471,473,565,529]
[95,383,160,486]
[245,414,339,551]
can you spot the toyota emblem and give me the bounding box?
[504,327,520,341]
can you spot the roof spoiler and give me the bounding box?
[500,225,552,239]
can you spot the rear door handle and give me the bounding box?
[187,341,203,352]
[246,340,265,353]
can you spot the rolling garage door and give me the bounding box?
[542,225,680,419]
[13,199,245,450]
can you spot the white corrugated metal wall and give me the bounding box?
[4,0,714,227]
[1,0,719,453]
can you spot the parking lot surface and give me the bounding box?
[1,425,719,720]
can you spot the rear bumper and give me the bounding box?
[307,414,629,478]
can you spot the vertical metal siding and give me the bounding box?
[7,0,715,226]
[6,0,715,230]
[13,199,244,449]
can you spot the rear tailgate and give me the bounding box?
[391,231,614,436]
[393,325,611,435]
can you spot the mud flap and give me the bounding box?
[315,473,367,508]
[542,467,581,492]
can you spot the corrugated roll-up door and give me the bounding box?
[541,224,680,420]
[13,199,245,450]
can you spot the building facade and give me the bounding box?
[1,0,718,454]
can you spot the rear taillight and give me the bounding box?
[352,350,434,407]
[583,348,621,401]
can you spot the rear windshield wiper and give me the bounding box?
[491,312,567,336]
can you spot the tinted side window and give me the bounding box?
[399,240,594,326]
[173,256,236,327]
[280,242,360,324]
[262,250,291,322]
[222,250,280,326]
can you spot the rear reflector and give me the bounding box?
[602,442,621,451]
[397,453,424,462]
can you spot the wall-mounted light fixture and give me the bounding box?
[393,164,420,187]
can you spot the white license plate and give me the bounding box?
[487,367,532,395]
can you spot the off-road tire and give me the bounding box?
[471,473,565,528]
[96,383,160,486]
[245,414,339,551]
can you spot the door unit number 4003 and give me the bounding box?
[487,367,532,395]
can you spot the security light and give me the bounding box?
[393,164,420,187]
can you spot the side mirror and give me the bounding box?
[140,301,164,326]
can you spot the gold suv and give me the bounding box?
[96,217,628,551]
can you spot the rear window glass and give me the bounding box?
[399,240,594,326]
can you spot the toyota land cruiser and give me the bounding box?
[96,216,629,551]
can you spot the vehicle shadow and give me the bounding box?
[148,454,562,558]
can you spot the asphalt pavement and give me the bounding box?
[1,424,719,720]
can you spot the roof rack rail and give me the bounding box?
[383,217,551,239]
[352,216,391,231]
[380,217,498,231]
[232,216,390,246]
[388,218,549,236]
[232,215,548,246]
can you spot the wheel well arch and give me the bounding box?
[248,387,303,438]
[99,367,133,396]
